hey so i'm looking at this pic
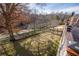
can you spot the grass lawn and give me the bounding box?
[0,25,64,56]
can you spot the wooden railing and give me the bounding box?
[57,25,67,56]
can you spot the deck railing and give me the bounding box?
[57,25,67,56]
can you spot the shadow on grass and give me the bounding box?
[13,41,33,56]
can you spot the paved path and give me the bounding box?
[0,29,33,41]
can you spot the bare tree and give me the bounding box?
[0,3,30,41]
[0,3,20,41]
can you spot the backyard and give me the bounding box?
[0,25,64,56]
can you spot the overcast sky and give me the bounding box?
[28,3,79,14]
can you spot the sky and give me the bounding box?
[28,3,79,14]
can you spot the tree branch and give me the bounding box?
[5,3,11,12]
[10,3,19,15]
[0,4,6,15]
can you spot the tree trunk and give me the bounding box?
[4,13,15,42]
[33,20,36,33]
[7,22,15,41]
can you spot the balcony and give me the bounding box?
[57,25,79,56]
